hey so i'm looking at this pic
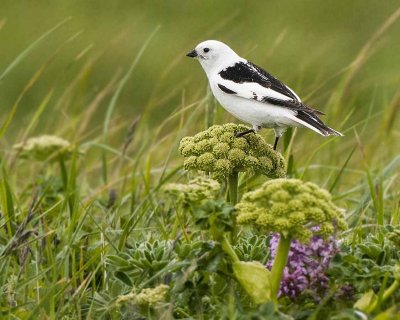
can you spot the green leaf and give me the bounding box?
[354,290,377,313]
[0,170,16,238]
[233,260,271,304]
[114,271,133,287]
[375,306,400,320]
[106,255,130,268]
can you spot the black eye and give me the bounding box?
[203,48,210,53]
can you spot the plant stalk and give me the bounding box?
[227,172,238,205]
[368,279,400,313]
[221,235,239,263]
[270,235,292,307]
[227,172,239,243]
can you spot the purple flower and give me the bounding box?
[266,233,339,300]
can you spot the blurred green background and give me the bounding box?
[1,0,399,173]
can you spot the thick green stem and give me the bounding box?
[221,235,239,263]
[368,279,400,313]
[270,235,292,307]
[227,172,238,205]
[382,279,400,301]
[227,172,239,243]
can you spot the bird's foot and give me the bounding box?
[234,128,255,138]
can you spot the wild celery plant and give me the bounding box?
[164,177,221,240]
[236,179,347,307]
[13,135,75,183]
[178,124,287,305]
[178,123,285,243]
[164,176,220,205]
[13,135,79,212]
[179,123,286,205]
[115,284,169,315]
[13,135,73,161]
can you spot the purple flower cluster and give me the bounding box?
[267,234,339,300]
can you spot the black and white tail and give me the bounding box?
[290,110,343,136]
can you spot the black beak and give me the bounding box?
[186,49,198,58]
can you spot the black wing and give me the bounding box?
[218,61,324,115]
[219,61,298,100]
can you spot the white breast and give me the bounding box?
[209,78,298,129]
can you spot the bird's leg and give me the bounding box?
[273,127,285,151]
[234,128,255,138]
[273,137,279,150]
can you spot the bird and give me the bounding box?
[186,40,342,150]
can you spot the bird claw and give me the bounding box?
[234,129,255,138]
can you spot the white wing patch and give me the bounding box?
[216,77,293,103]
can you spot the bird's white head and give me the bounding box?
[186,40,240,77]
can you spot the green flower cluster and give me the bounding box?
[13,135,73,161]
[135,284,169,305]
[179,123,286,180]
[236,179,346,242]
[116,284,169,306]
[163,177,220,204]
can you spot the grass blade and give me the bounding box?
[0,17,71,82]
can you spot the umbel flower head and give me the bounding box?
[179,123,286,180]
[13,135,73,161]
[116,284,169,307]
[135,284,169,305]
[236,179,347,243]
[163,176,220,205]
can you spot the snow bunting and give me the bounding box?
[186,40,342,150]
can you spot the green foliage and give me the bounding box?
[237,303,286,320]
[234,235,271,263]
[107,240,176,287]
[191,199,235,238]
[353,264,400,314]
[236,179,347,242]
[179,123,286,180]
[330,234,399,294]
